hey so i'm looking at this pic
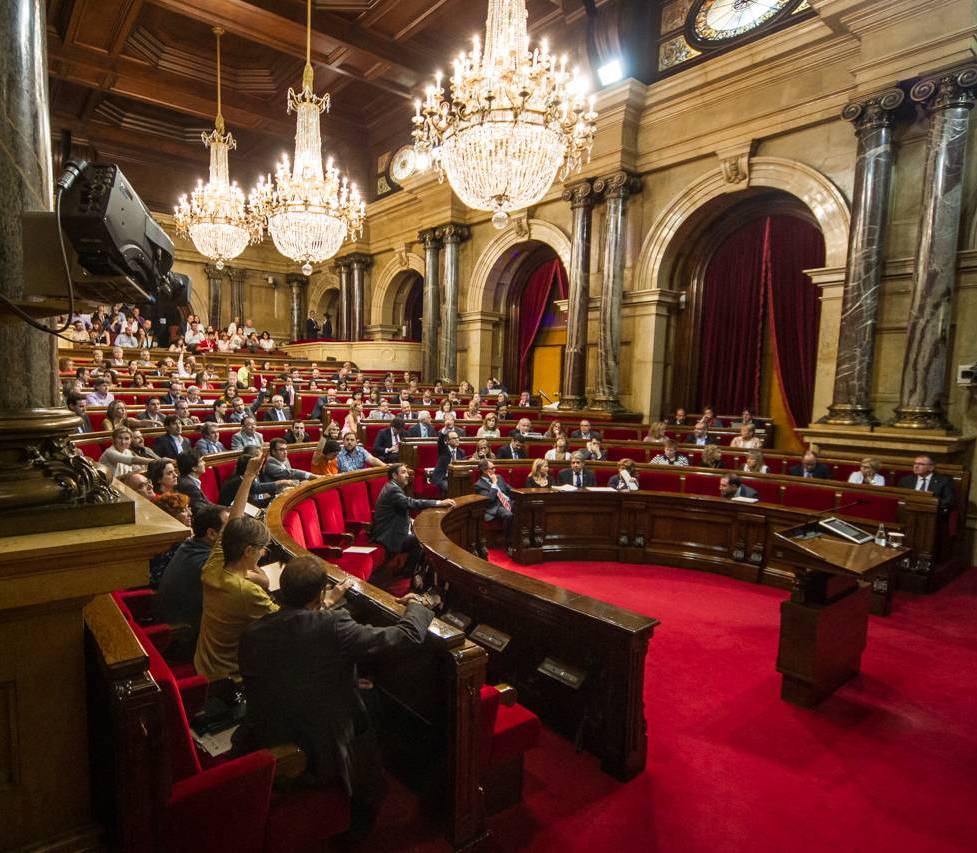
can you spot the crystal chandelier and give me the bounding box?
[249,0,365,275]
[412,0,598,229]
[174,27,258,269]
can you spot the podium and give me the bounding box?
[772,522,907,707]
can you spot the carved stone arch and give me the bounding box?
[633,156,851,290]
[371,252,425,327]
[465,219,572,314]
[307,270,342,314]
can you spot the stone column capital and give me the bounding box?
[911,65,977,112]
[344,252,373,270]
[419,227,443,249]
[438,223,470,244]
[562,178,603,209]
[333,256,353,272]
[285,273,307,289]
[225,265,247,285]
[595,170,642,200]
[841,87,906,133]
[203,264,225,282]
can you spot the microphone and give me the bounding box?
[819,499,866,517]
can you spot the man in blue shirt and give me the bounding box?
[336,432,384,473]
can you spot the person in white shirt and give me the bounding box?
[545,435,571,461]
[99,428,149,478]
[847,457,885,486]
[184,321,205,347]
[730,424,763,449]
[742,449,769,475]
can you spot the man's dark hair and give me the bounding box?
[169,381,180,391]
[146,396,160,407]
[93,376,109,387]
[323,439,341,455]
[478,458,493,473]
[269,437,287,452]
[390,416,404,430]
[67,393,86,409]
[177,450,201,476]
[509,430,525,443]
[163,414,179,429]
[387,463,406,479]
[235,446,261,475]
[192,504,227,538]
[726,474,742,487]
[279,556,329,607]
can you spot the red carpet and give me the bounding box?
[369,557,977,852]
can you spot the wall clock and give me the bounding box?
[685,0,803,50]
[389,145,417,184]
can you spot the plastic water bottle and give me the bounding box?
[874,523,886,546]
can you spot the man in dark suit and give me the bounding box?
[789,451,831,480]
[305,313,319,339]
[277,379,298,411]
[473,459,516,534]
[556,453,597,488]
[683,421,717,446]
[580,437,606,462]
[372,417,406,463]
[431,430,467,494]
[67,393,92,433]
[570,419,601,440]
[496,433,527,460]
[897,455,955,513]
[176,450,210,512]
[262,394,293,422]
[369,464,454,581]
[234,557,435,840]
[407,411,436,439]
[155,415,191,458]
[160,380,184,406]
[720,474,759,500]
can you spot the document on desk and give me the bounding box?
[586,486,616,492]
[261,561,284,591]
[554,484,579,491]
[731,495,759,503]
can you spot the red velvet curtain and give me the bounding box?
[696,217,768,413]
[518,259,568,393]
[763,216,825,430]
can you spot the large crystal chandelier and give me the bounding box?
[412,0,598,229]
[174,27,258,269]
[249,0,365,275]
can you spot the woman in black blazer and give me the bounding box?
[525,457,555,488]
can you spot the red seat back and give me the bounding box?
[145,643,202,781]
[782,484,836,512]
[684,472,720,497]
[200,467,220,502]
[282,511,306,548]
[312,490,346,536]
[296,500,324,548]
[741,477,781,504]
[638,470,681,492]
[842,490,900,523]
[338,481,371,525]
[366,476,386,506]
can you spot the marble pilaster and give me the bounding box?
[205,264,224,328]
[893,66,977,429]
[589,171,642,412]
[419,227,443,381]
[437,224,469,383]
[821,88,905,426]
[347,253,372,342]
[559,179,600,409]
[286,274,306,342]
[226,266,247,322]
[334,258,352,341]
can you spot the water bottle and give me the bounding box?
[874,523,886,546]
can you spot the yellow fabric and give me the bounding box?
[194,539,278,680]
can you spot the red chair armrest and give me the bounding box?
[320,532,354,547]
[308,545,345,560]
[345,521,368,534]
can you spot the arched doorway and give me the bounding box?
[316,288,340,338]
[668,192,825,450]
[389,270,423,341]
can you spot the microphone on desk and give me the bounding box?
[818,499,867,517]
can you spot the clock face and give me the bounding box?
[389,146,416,184]
[686,0,801,49]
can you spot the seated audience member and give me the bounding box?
[473,438,495,461]
[581,436,606,462]
[227,389,267,423]
[67,394,93,433]
[667,407,688,426]
[730,424,762,449]
[701,444,726,469]
[336,432,384,473]
[103,400,146,433]
[141,397,164,425]
[684,420,716,446]
[370,465,455,583]
[609,459,640,491]
[312,437,342,476]
[720,474,758,500]
[434,400,454,422]
[439,412,465,438]
[543,420,564,440]
[216,448,284,506]
[235,559,435,840]
[474,459,516,531]
[161,380,184,406]
[642,421,667,444]
[789,451,831,479]
[464,399,482,420]
[99,428,149,479]
[195,421,227,455]
[848,457,885,486]
[407,410,436,439]
[174,399,201,427]
[207,400,229,424]
[369,399,393,420]
[149,492,192,587]
[545,435,571,462]
[195,452,278,680]
[177,450,210,511]
[497,432,527,460]
[130,430,159,461]
[557,452,597,488]
[231,416,264,450]
[432,430,467,493]
[733,409,756,427]
[517,391,531,407]
[514,417,542,439]
[284,421,308,444]
[701,406,725,428]
[120,471,155,500]
[525,457,555,488]
[571,419,601,440]
[148,458,179,497]
[155,415,192,458]
[897,455,955,513]
[743,449,768,474]
[399,401,414,421]
[651,439,689,466]
[263,438,315,482]
[496,403,510,422]
[263,394,292,422]
[85,376,114,407]
[373,417,406,463]
[186,385,204,405]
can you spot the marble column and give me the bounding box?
[559,180,600,409]
[893,66,977,430]
[334,257,352,341]
[821,89,905,426]
[347,253,372,342]
[227,266,247,323]
[419,227,443,381]
[286,274,306,341]
[205,264,224,328]
[438,224,470,383]
[589,171,641,412]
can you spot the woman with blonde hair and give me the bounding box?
[642,421,667,444]
[731,423,762,449]
[701,444,725,469]
[742,449,768,474]
[473,438,495,461]
[544,420,565,440]
[848,457,885,486]
[477,412,500,439]
[341,401,363,437]
[99,427,150,478]
[525,457,555,488]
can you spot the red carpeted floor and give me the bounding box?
[367,557,977,853]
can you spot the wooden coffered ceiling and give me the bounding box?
[46,0,600,212]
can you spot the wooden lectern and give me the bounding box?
[772,522,907,708]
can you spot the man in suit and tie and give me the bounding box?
[278,379,298,412]
[788,451,832,480]
[897,455,955,514]
[431,430,467,494]
[305,312,319,339]
[262,438,316,483]
[67,394,92,433]
[176,450,210,512]
[570,419,601,440]
[407,411,436,439]
[557,452,597,488]
[473,459,516,534]
[372,416,406,463]
[194,421,227,455]
[155,415,191,458]
[720,474,759,500]
[369,464,454,584]
[161,380,184,406]
[683,421,717,446]
[263,394,292,422]
[496,432,527,460]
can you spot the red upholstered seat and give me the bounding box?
[491,701,542,763]
[638,470,682,492]
[200,468,220,502]
[289,450,313,471]
[782,484,837,512]
[741,477,781,504]
[295,499,374,579]
[88,410,108,431]
[684,472,721,497]
[338,481,372,527]
[842,490,900,523]
[593,467,614,485]
[366,476,386,506]
[605,446,632,462]
[74,441,103,459]
[210,460,237,488]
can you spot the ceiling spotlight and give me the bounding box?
[597,59,624,87]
